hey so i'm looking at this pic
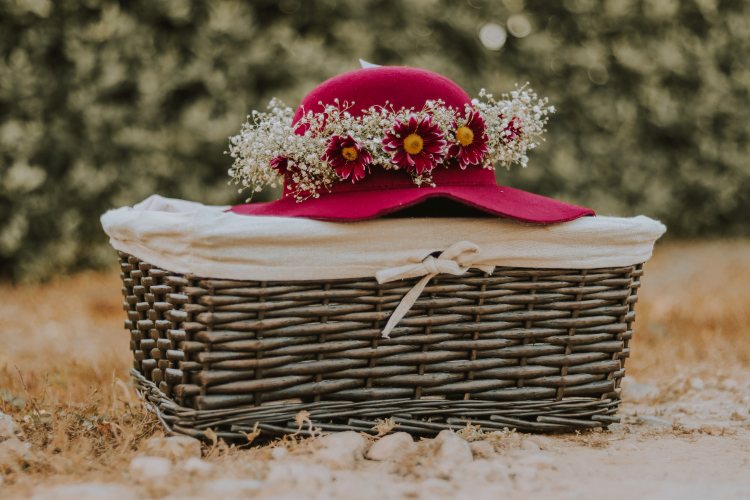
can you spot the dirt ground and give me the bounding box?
[1,240,749,499]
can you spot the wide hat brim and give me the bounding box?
[229,168,594,223]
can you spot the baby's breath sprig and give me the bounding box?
[228,86,553,202]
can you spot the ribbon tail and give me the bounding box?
[381,274,434,339]
[477,264,495,275]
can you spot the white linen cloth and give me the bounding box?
[101,194,665,282]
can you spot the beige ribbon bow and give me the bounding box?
[375,241,495,339]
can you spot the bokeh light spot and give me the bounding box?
[479,23,507,50]
[507,14,532,38]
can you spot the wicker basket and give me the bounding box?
[118,250,642,441]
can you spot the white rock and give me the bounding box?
[31,483,137,500]
[689,377,705,391]
[0,412,21,441]
[181,457,213,475]
[128,456,172,481]
[199,479,264,496]
[469,440,495,459]
[622,378,661,401]
[433,430,473,477]
[366,432,414,461]
[271,446,288,460]
[607,423,625,433]
[0,438,33,470]
[140,435,201,461]
[636,415,673,428]
[314,431,367,467]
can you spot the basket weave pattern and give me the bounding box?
[119,252,642,440]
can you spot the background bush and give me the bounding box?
[1,0,749,281]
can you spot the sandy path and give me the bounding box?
[523,432,750,500]
[240,374,750,500]
[19,374,747,500]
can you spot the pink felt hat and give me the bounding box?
[229,66,594,223]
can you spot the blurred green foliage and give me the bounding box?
[1,0,749,281]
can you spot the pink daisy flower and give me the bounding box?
[322,134,372,182]
[382,115,447,174]
[447,110,489,169]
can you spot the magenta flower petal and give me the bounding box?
[383,114,446,173]
[322,134,372,183]
[502,116,523,143]
[449,110,489,169]
[270,156,291,174]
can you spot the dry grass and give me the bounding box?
[1,240,748,494]
[628,240,750,379]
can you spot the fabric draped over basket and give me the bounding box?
[101,195,666,281]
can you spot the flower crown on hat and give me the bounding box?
[228,85,553,202]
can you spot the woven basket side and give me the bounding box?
[121,254,177,395]
[119,252,643,439]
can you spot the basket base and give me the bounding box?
[132,370,620,442]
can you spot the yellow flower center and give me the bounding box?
[403,133,424,154]
[341,146,358,161]
[456,126,474,147]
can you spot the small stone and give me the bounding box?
[636,415,672,428]
[199,479,264,496]
[689,377,705,391]
[607,423,626,433]
[0,438,33,471]
[31,483,137,500]
[366,432,414,461]
[181,457,213,475]
[128,456,172,481]
[314,431,367,467]
[0,412,21,441]
[139,435,201,461]
[469,440,495,459]
[621,378,660,401]
[433,430,473,477]
[435,430,472,457]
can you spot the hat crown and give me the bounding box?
[292,66,471,128]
